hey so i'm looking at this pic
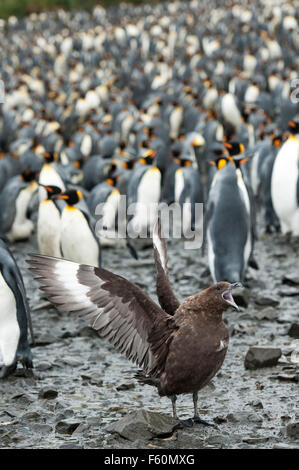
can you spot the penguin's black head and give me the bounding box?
[271,135,282,148]
[56,189,83,205]
[39,184,62,199]
[223,141,245,156]
[288,116,299,135]
[21,169,38,183]
[43,152,59,163]
[173,157,192,167]
[106,175,119,186]
[73,158,84,169]
[139,149,157,165]
[122,159,136,170]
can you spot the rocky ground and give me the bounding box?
[0,220,299,449]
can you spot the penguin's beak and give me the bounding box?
[222,282,242,311]
[56,194,69,200]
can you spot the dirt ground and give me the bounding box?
[0,219,299,449]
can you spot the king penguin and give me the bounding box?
[0,239,33,378]
[37,184,63,257]
[127,156,161,240]
[206,157,252,283]
[0,170,38,242]
[55,189,101,266]
[271,117,299,236]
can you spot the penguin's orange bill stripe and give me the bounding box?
[288,121,296,128]
[223,142,232,149]
[239,157,249,165]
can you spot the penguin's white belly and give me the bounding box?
[0,272,20,366]
[207,227,216,283]
[7,185,36,241]
[174,169,184,202]
[121,114,134,143]
[271,138,299,234]
[130,168,161,236]
[99,190,121,247]
[80,134,92,158]
[61,208,99,266]
[169,108,183,140]
[37,201,62,257]
[236,169,252,269]
[221,94,242,131]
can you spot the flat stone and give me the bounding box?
[244,347,281,370]
[282,274,299,286]
[288,323,299,339]
[255,307,278,321]
[254,296,279,308]
[106,410,177,441]
[286,422,299,439]
[38,387,58,399]
[116,382,135,391]
[22,411,42,422]
[35,361,52,371]
[275,373,299,383]
[226,411,263,424]
[34,334,56,345]
[55,420,81,435]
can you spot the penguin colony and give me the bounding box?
[0,0,298,422]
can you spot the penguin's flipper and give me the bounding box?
[14,272,35,346]
[248,256,259,270]
[202,200,214,257]
[152,216,180,315]
[81,208,102,267]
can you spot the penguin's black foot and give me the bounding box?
[18,355,33,370]
[193,416,218,428]
[0,362,17,379]
[173,418,194,430]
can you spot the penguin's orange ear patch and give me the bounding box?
[273,138,281,147]
[209,161,216,166]
[239,157,249,165]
